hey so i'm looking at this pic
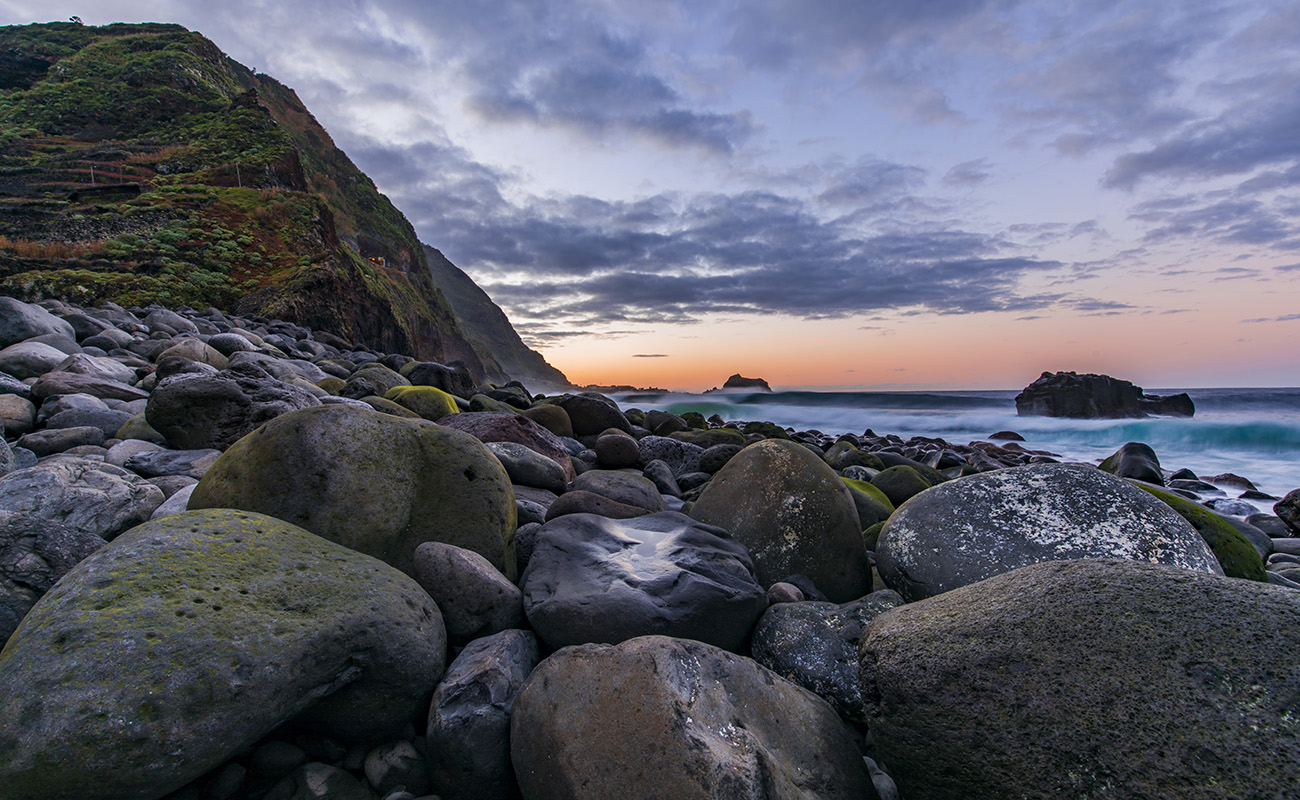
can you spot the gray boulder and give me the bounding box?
[637,435,703,477]
[690,439,868,602]
[146,364,322,450]
[29,371,148,403]
[123,448,221,480]
[570,469,666,513]
[440,411,577,481]
[427,629,540,800]
[0,509,447,799]
[876,463,1222,601]
[554,392,631,436]
[51,352,138,385]
[521,512,767,650]
[0,393,36,437]
[0,297,76,348]
[0,511,105,645]
[412,542,523,644]
[0,341,69,379]
[0,458,164,539]
[1099,440,1164,485]
[511,635,876,800]
[859,559,1300,800]
[15,426,106,456]
[485,441,567,493]
[752,590,904,721]
[1276,488,1300,534]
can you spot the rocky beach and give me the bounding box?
[1,294,1298,800]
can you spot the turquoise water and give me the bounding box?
[612,388,1300,505]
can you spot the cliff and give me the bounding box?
[0,21,559,384]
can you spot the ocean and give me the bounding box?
[610,387,1300,507]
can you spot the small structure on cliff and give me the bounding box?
[1015,371,1194,418]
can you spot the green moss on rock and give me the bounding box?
[384,385,459,422]
[1131,483,1267,581]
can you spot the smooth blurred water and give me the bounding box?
[612,388,1300,504]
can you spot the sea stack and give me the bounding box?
[1015,371,1194,418]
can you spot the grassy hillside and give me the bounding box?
[0,21,492,373]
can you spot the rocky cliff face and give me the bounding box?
[0,21,553,383]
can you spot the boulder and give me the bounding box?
[690,439,869,602]
[875,463,1221,601]
[16,426,105,456]
[51,352,138,385]
[146,364,321,451]
[439,411,576,481]
[0,393,36,437]
[29,371,148,403]
[1276,488,1300,534]
[339,363,409,400]
[570,469,666,513]
[840,477,894,529]
[1131,483,1268,581]
[1098,440,1164,485]
[384,384,460,422]
[869,464,932,508]
[189,404,517,578]
[0,511,105,645]
[401,360,477,399]
[0,297,76,348]
[412,542,523,644]
[858,559,1300,800]
[123,448,221,481]
[484,441,568,493]
[426,630,541,800]
[0,509,447,799]
[0,458,164,540]
[511,635,876,800]
[554,392,632,436]
[543,490,650,521]
[519,403,573,438]
[521,512,767,650]
[0,341,69,379]
[752,590,904,721]
[595,431,640,468]
[157,338,229,370]
[637,435,703,477]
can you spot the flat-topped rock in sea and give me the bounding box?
[1015,370,1195,418]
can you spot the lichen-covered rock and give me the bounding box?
[511,635,876,800]
[189,404,516,578]
[876,463,1221,601]
[521,512,767,650]
[858,559,1300,800]
[146,364,321,451]
[752,590,903,721]
[0,509,447,800]
[690,439,868,602]
[0,458,164,540]
[427,629,540,800]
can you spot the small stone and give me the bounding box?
[365,741,429,797]
[412,542,523,645]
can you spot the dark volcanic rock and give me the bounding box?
[426,629,540,800]
[1015,370,1194,418]
[751,590,904,721]
[858,559,1300,800]
[0,511,105,645]
[521,512,767,650]
[553,392,631,436]
[0,458,164,540]
[875,463,1221,602]
[439,411,576,481]
[1098,440,1164,485]
[721,373,772,391]
[146,364,321,451]
[511,635,876,800]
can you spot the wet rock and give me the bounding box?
[859,559,1300,800]
[752,590,904,721]
[876,463,1222,602]
[426,629,540,800]
[511,635,876,800]
[522,512,767,650]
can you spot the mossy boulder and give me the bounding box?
[189,404,516,579]
[741,420,791,439]
[316,375,347,395]
[689,439,869,602]
[520,404,573,438]
[1131,483,1267,581]
[841,477,894,529]
[0,509,446,800]
[384,385,460,422]
[870,465,933,508]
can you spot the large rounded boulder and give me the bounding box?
[0,509,446,800]
[858,559,1300,800]
[520,512,767,650]
[511,635,875,800]
[189,404,516,578]
[689,439,868,601]
[875,463,1220,601]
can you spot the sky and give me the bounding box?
[3,1,1299,391]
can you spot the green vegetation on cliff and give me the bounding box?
[0,21,560,380]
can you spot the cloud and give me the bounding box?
[943,159,992,187]
[632,353,669,357]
